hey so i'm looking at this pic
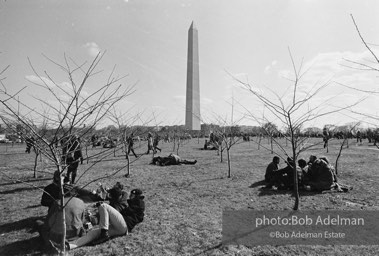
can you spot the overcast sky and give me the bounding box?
[1,0,378,129]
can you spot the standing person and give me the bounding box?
[356,130,362,143]
[126,133,138,158]
[146,132,153,154]
[209,131,215,144]
[153,133,161,153]
[66,135,83,184]
[322,128,329,149]
[25,135,35,153]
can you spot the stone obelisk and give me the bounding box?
[185,21,201,130]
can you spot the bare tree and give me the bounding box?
[339,14,379,131]
[334,122,361,176]
[108,107,154,177]
[261,122,278,154]
[206,97,245,178]
[0,52,135,254]
[233,48,364,210]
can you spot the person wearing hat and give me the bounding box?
[122,189,145,232]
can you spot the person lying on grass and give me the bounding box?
[150,153,197,166]
[66,187,145,250]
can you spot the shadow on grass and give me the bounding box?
[0,216,42,234]
[249,180,266,188]
[257,187,320,197]
[26,204,42,209]
[0,236,42,256]
[257,187,292,196]
[193,242,223,256]
[0,185,45,195]
[0,177,51,186]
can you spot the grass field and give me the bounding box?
[0,137,378,256]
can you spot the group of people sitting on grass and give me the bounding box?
[264,155,349,192]
[35,171,145,254]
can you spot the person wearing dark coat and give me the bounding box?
[264,156,280,187]
[126,133,138,158]
[122,189,145,232]
[65,136,83,184]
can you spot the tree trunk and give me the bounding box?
[292,153,299,210]
[227,147,231,178]
[33,151,39,178]
[58,168,66,255]
[219,145,223,163]
[270,137,273,154]
[176,139,180,155]
[85,144,89,164]
[335,136,348,176]
[126,153,130,177]
[258,135,261,150]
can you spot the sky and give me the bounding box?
[1,0,379,130]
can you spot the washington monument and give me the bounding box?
[185,21,201,130]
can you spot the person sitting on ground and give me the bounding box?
[272,157,302,190]
[67,188,145,250]
[304,156,336,191]
[36,189,86,253]
[41,171,102,209]
[150,153,197,166]
[41,171,75,212]
[107,182,128,213]
[202,139,218,150]
[297,158,309,187]
[203,139,208,150]
[264,156,280,188]
[277,157,296,189]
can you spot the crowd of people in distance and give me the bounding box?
[264,155,349,192]
[36,173,145,253]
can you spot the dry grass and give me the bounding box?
[0,138,378,256]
